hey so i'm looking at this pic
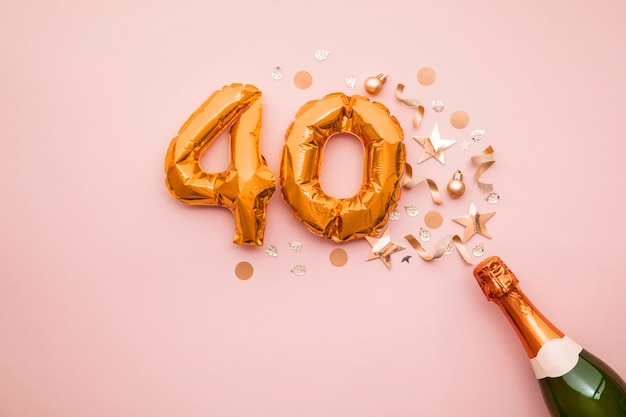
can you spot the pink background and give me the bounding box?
[1,1,625,416]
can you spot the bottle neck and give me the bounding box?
[491,288,564,358]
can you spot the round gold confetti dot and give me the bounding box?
[294,70,313,89]
[234,261,254,280]
[424,210,444,229]
[329,248,349,267]
[450,110,470,129]
[417,67,436,86]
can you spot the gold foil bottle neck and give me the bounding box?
[473,256,564,357]
[473,256,520,301]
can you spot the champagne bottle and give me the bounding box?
[473,256,626,417]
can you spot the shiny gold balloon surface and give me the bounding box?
[280,93,406,242]
[164,84,276,246]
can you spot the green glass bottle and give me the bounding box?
[473,256,626,417]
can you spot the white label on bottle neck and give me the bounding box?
[530,336,583,379]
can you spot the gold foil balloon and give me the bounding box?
[280,93,406,242]
[164,83,276,246]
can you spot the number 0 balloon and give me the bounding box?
[280,93,406,242]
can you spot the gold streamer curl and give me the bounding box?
[402,163,442,204]
[404,234,474,264]
[395,84,424,129]
[471,145,496,192]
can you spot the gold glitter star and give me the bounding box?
[365,227,406,270]
[413,123,457,164]
[452,203,496,243]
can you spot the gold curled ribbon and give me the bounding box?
[402,163,442,204]
[404,234,474,264]
[471,145,495,192]
[395,84,424,129]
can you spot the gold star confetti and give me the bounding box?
[365,227,406,270]
[413,123,457,164]
[452,203,496,243]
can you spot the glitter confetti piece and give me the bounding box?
[271,66,283,80]
[419,228,431,242]
[288,241,303,252]
[265,244,278,257]
[471,145,496,192]
[314,50,330,61]
[389,209,400,220]
[444,246,453,255]
[404,234,474,264]
[395,84,424,129]
[345,74,357,89]
[405,205,419,217]
[291,264,306,276]
[458,140,471,151]
[472,243,485,257]
[471,129,485,142]
[402,255,412,263]
[486,192,500,204]
[402,163,443,204]
[432,100,445,112]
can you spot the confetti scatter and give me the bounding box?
[450,110,470,129]
[288,241,303,252]
[294,70,313,89]
[405,205,419,217]
[414,123,457,164]
[395,84,424,129]
[471,129,485,142]
[487,192,500,204]
[235,261,254,280]
[403,234,474,264]
[472,243,485,257]
[402,164,443,204]
[365,227,406,270]
[389,209,400,220]
[271,66,283,80]
[444,246,453,255]
[291,264,307,276]
[419,228,431,242]
[401,255,412,263]
[458,140,471,151]
[471,145,496,192]
[417,66,437,86]
[329,248,348,267]
[424,210,444,229]
[432,100,445,112]
[265,244,278,257]
[345,74,357,89]
[452,203,496,243]
[314,49,330,61]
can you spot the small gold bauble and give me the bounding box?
[364,73,387,95]
[447,170,466,198]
